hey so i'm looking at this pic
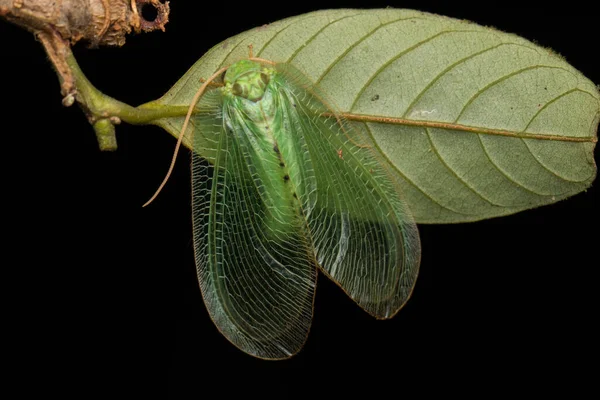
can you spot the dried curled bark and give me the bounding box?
[0,0,170,99]
[0,0,169,46]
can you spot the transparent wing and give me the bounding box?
[272,65,421,319]
[192,91,317,359]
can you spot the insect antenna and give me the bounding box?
[249,57,276,66]
[247,44,276,66]
[142,65,229,207]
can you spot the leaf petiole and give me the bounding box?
[63,51,191,150]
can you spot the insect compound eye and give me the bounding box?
[260,72,270,85]
[232,83,244,97]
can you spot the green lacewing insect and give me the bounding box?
[190,59,421,359]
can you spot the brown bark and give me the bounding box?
[0,0,170,99]
[0,0,169,46]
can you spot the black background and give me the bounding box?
[2,0,598,396]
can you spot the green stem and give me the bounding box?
[65,52,190,150]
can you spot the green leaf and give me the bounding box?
[151,9,599,224]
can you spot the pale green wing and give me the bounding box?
[191,90,317,360]
[271,64,421,319]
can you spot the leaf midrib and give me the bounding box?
[336,112,598,143]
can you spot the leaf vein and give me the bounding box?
[425,128,506,206]
[216,37,252,70]
[403,42,541,118]
[350,29,489,112]
[519,88,597,183]
[256,13,326,58]
[217,11,320,69]
[362,123,473,216]
[286,13,363,64]
[315,16,426,85]
[454,65,576,123]
[475,131,550,197]
[335,112,597,142]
